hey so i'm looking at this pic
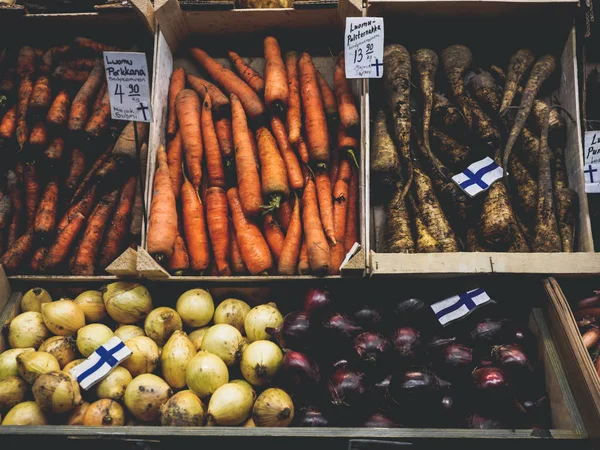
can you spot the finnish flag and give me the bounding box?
[431,288,491,326]
[70,337,132,390]
[452,157,504,197]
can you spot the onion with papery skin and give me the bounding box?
[32,371,83,413]
[214,298,251,333]
[39,336,77,368]
[328,369,370,424]
[74,291,106,323]
[245,304,283,342]
[0,376,28,411]
[434,343,474,382]
[352,332,390,371]
[2,401,47,425]
[268,311,312,351]
[176,289,215,328]
[103,282,153,325]
[321,313,364,343]
[21,288,52,313]
[390,327,421,365]
[0,348,34,380]
[76,324,114,357]
[240,340,283,386]
[9,312,51,349]
[121,336,159,377]
[0,334,5,354]
[124,374,173,422]
[362,412,402,428]
[159,390,205,426]
[354,305,384,330]
[17,351,60,384]
[252,388,294,427]
[201,324,245,366]
[95,367,132,400]
[186,352,229,398]
[491,344,532,375]
[294,406,329,427]
[41,300,86,336]
[207,382,254,425]
[230,379,257,402]
[280,351,321,390]
[114,325,145,343]
[161,330,196,389]
[470,318,511,346]
[303,288,332,321]
[144,307,183,345]
[243,417,256,427]
[66,401,90,425]
[189,327,210,351]
[63,358,85,377]
[83,399,126,426]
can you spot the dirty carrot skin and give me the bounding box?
[229,222,247,274]
[40,45,70,74]
[29,121,48,147]
[0,228,34,270]
[468,70,501,114]
[227,187,273,275]
[34,177,59,237]
[298,238,310,275]
[263,213,285,263]
[285,51,302,145]
[0,105,16,139]
[202,94,226,188]
[44,136,65,161]
[228,50,265,96]
[91,82,107,115]
[277,198,293,232]
[65,148,87,191]
[263,36,289,113]
[175,89,203,190]
[167,224,190,276]
[412,49,439,154]
[481,178,518,250]
[334,54,359,134]
[315,170,336,245]
[17,47,35,79]
[344,167,359,253]
[499,49,535,116]
[214,116,234,162]
[317,70,338,127]
[186,74,230,115]
[74,37,117,53]
[271,116,304,191]
[181,177,210,272]
[257,126,290,211]
[167,67,186,137]
[85,88,111,138]
[205,187,230,276]
[302,179,330,275]
[299,53,330,166]
[440,45,473,128]
[46,90,71,127]
[30,247,49,273]
[41,212,86,272]
[278,196,302,275]
[332,178,348,245]
[24,163,40,229]
[53,67,90,83]
[16,76,33,149]
[167,131,184,200]
[6,170,23,247]
[296,135,310,165]
[29,75,51,113]
[0,191,10,231]
[68,59,105,132]
[432,93,464,131]
[57,185,97,234]
[64,58,97,71]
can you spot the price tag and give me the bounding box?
[103,51,152,123]
[584,163,600,193]
[584,130,600,165]
[344,17,384,79]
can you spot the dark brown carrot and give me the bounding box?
[440,45,473,128]
[468,70,501,114]
[317,70,338,127]
[271,116,304,191]
[0,190,10,232]
[229,221,247,274]
[85,87,111,138]
[202,94,226,188]
[74,37,117,53]
[257,126,290,211]
[34,177,59,237]
[0,105,16,140]
[413,49,439,154]
[206,187,231,276]
[0,227,34,270]
[30,246,48,273]
[278,196,301,275]
[29,75,51,114]
[228,50,265,96]
[499,49,535,116]
[64,148,87,191]
[57,185,97,234]
[167,131,184,200]
[181,176,210,272]
[17,47,35,79]
[47,90,71,127]
[334,54,359,134]
[302,179,330,275]
[64,58,97,71]
[0,69,14,94]
[481,178,519,251]
[68,59,104,132]
[432,92,464,131]
[509,153,537,217]
[285,51,302,145]
[533,100,565,133]
[91,82,107,115]
[168,67,186,137]
[463,95,501,148]
[16,76,33,149]
[263,213,285,263]
[24,163,40,229]
[298,238,310,275]
[41,212,86,272]
[53,67,90,83]
[44,136,65,161]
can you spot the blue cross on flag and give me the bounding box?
[452,157,504,197]
[431,288,492,326]
[70,337,132,390]
[584,163,600,193]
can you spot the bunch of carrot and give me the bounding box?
[373,44,576,254]
[0,37,146,275]
[146,36,360,276]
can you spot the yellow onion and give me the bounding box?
[0,348,34,380]
[144,307,183,345]
[124,374,172,422]
[176,289,215,328]
[121,336,159,377]
[21,288,52,313]
[114,325,145,343]
[231,379,257,403]
[240,340,283,386]
[188,327,210,351]
[95,367,132,400]
[83,399,125,426]
[207,382,254,425]
[159,391,205,426]
[252,388,294,427]
[66,401,90,425]
[214,299,251,333]
[244,417,256,427]
[63,358,85,376]
[39,336,77,368]
[161,331,196,389]
[2,401,47,425]
[186,352,228,398]
[0,376,28,411]
[41,300,86,336]
[17,351,60,384]
[74,290,107,323]
[244,304,283,342]
[0,334,5,354]
[103,282,153,325]
[201,324,245,366]
[76,324,114,357]
[9,312,51,349]
[32,371,83,413]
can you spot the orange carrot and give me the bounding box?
[303,179,330,275]
[34,177,59,237]
[206,186,231,275]
[271,116,304,191]
[24,163,40,229]
[186,74,231,116]
[0,105,16,140]
[57,185,97,234]
[263,213,285,263]
[338,157,352,183]
[277,198,293,232]
[28,121,48,147]
[190,48,265,123]
[70,146,112,203]
[257,126,290,211]
[74,37,117,53]
[231,93,262,217]
[338,121,359,154]
[16,76,33,149]
[91,81,107,115]
[315,170,336,244]
[7,168,23,247]
[278,197,301,275]
[64,58,97,71]
[285,51,302,145]
[85,87,111,138]
[99,176,137,268]
[344,167,359,252]
[264,37,289,114]
[316,70,338,126]
[176,89,203,190]
[147,145,178,262]
[17,47,35,79]
[68,59,104,132]
[41,212,86,272]
[228,50,265,96]
[214,116,234,161]
[44,136,65,161]
[168,67,186,137]
[298,238,310,275]
[53,67,90,83]
[227,187,272,275]
[299,53,330,165]
[167,226,190,275]
[29,75,51,113]
[0,228,34,271]
[181,176,210,272]
[0,190,9,231]
[229,221,246,274]
[47,90,71,127]
[65,148,86,191]
[202,94,226,188]
[72,188,120,276]
[30,246,48,273]
[167,131,184,200]
[334,54,359,134]
[40,45,70,74]
[333,178,348,244]
[329,147,340,191]
[329,239,346,276]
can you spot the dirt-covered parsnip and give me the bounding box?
[468,70,501,114]
[507,221,531,252]
[532,100,565,133]
[463,95,501,148]
[516,126,542,170]
[508,153,537,217]
[412,49,439,153]
[553,145,577,252]
[431,127,471,168]
[371,108,400,190]
[499,49,535,116]
[408,193,442,253]
[440,45,473,128]
[466,227,486,252]
[383,181,414,253]
[432,93,464,131]
[481,177,518,250]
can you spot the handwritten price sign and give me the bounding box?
[344,17,384,79]
[103,52,152,123]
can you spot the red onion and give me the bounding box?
[304,288,333,320]
[577,293,600,309]
[435,343,474,382]
[321,313,364,342]
[470,318,511,345]
[389,327,421,365]
[354,305,384,329]
[294,406,329,427]
[466,413,505,429]
[268,311,312,351]
[491,344,532,374]
[428,335,457,350]
[328,368,372,424]
[362,412,402,428]
[472,366,508,392]
[521,395,551,428]
[332,358,349,370]
[281,350,321,388]
[471,366,512,415]
[352,332,390,369]
[391,298,429,328]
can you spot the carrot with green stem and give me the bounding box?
[85,88,111,138]
[263,37,288,113]
[334,53,359,134]
[315,170,336,245]
[317,70,338,127]
[44,136,65,161]
[263,213,285,263]
[278,196,301,275]
[29,121,48,148]
[34,177,59,238]
[440,45,473,128]
[174,89,203,191]
[167,67,186,137]
[68,59,105,132]
[229,222,246,274]
[16,76,33,149]
[338,122,359,160]
[271,116,304,191]
[30,246,49,273]
[41,212,85,272]
[285,51,302,145]
[206,186,231,275]
[181,176,210,272]
[0,228,34,270]
[167,131,184,200]
[47,90,71,127]
[499,49,535,116]
[57,185,97,234]
[412,49,439,155]
[302,179,330,275]
[29,76,51,114]
[202,94,226,188]
[186,74,230,116]
[0,105,16,140]
[299,53,330,166]
[228,50,265,96]
[257,126,290,212]
[24,163,40,229]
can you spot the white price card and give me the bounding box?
[344,17,384,79]
[584,131,600,165]
[103,52,152,123]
